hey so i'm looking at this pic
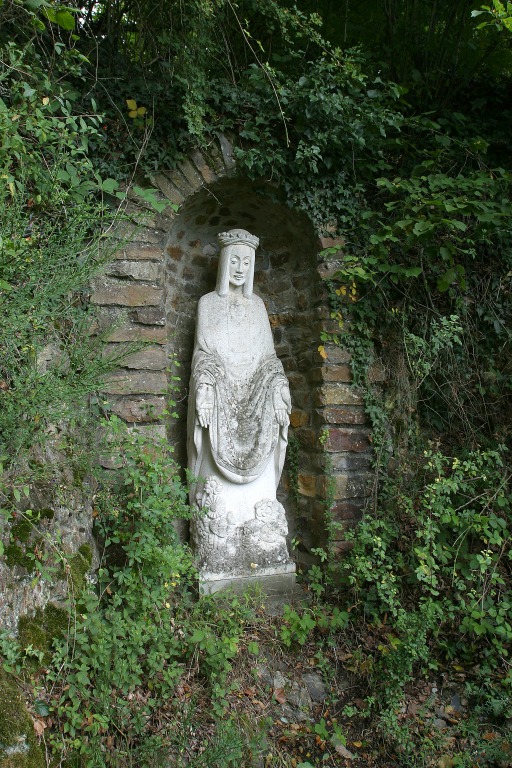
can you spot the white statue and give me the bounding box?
[188,229,295,592]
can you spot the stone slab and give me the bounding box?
[112,245,164,261]
[312,364,352,383]
[105,260,163,282]
[130,307,166,326]
[178,157,204,189]
[321,345,352,364]
[290,409,309,428]
[199,563,296,596]
[105,324,167,344]
[217,133,236,171]
[90,279,163,307]
[109,396,166,422]
[100,370,168,395]
[321,406,368,425]
[297,474,317,498]
[189,148,217,184]
[103,345,168,370]
[166,170,196,198]
[316,383,364,406]
[151,173,185,206]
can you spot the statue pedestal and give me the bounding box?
[199,562,296,596]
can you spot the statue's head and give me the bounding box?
[216,229,259,297]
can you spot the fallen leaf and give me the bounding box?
[33,719,46,736]
[334,742,354,759]
[274,687,287,704]
[352,741,363,748]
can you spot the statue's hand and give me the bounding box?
[273,383,291,427]
[275,408,289,427]
[196,382,214,428]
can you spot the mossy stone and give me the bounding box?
[17,604,69,666]
[17,613,47,658]
[10,520,31,544]
[67,544,93,595]
[42,603,68,638]
[4,545,33,572]
[0,668,44,768]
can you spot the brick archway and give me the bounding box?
[92,135,374,555]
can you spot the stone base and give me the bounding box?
[199,562,296,596]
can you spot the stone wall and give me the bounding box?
[91,135,375,555]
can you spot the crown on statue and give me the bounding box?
[217,228,259,250]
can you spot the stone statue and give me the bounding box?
[187,228,296,593]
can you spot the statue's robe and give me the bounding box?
[187,291,289,521]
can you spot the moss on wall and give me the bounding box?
[17,604,69,666]
[0,669,44,768]
[67,544,92,595]
[5,510,55,573]
[4,545,34,571]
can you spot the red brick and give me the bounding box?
[326,428,371,453]
[331,501,364,521]
[332,540,355,555]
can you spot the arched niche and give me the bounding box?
[164,178,321,541]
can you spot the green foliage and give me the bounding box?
[280,604,349,648]
[473,1,512,33]
[335,447,511,708]
[0,192,121,460]
[0,668,45,768]
[0,40,103,206]
[42,420,255,766]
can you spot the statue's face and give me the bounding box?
[226,244,252,288]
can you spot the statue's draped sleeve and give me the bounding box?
[187,292,290,490]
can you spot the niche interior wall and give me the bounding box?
[91,135,375,554]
